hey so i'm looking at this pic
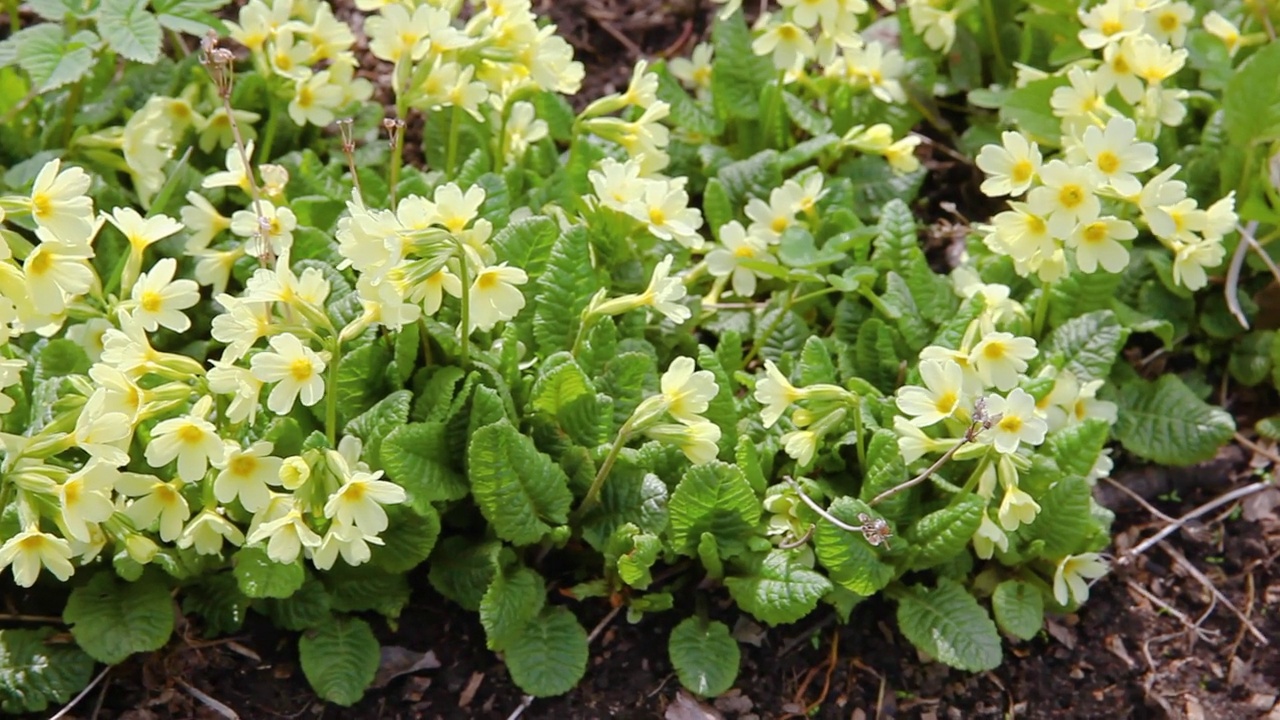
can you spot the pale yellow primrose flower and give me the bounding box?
[969,333,1038,392]
[660,356,719,423]
[1053,553,1108,606]
[213,441,284,513]
[896,359,965,428]
[976,131,1042,198]
[468,263,528,332]
[0,527,75,587]
[27,159,95,245]
[323,470,407,535]
[146,397,225,483]
[131,257,200,334]
[983,388,1047,455]
[706,220,771,298]
[250,332,328,414]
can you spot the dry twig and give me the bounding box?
[50,666,112,720]
[1160,542,1268,645]
[1120,481,1272,561]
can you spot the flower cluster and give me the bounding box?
[627,357,723,465]
[971,2,1242,289]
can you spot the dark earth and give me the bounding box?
[6,1,1280,718]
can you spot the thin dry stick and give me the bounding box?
[870,433,971,506]
[1125,580,1218,643]
[1102,476,1176,523]
[1240,222,1280,283]
[1224,221,1259,328]
[1121,480,1272,561]
[177,679,240,720]
[778,524,816,550]
[788,478,860,532]
[50,666,111,720]
[1159,542,1268,645]
[1235,432,1280,466]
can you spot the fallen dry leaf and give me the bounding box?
[458,671,485,709]
[372,646,441,689]
[666,689,724,720]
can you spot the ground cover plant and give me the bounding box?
[0,0,1276,715]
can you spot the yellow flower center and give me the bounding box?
[64,482,81,505]
[1058,184,1085,209]
[1158,12,1178,32]
[342,482,367,501]
[27,249,52,276]
[476,271,500,291]
[18,535,45,551]
[770,216,788,234]
[1112,55,1130,74]
[156,484,179,504]
[1100,19,1123,36]
[140,291,163,313]
[1074,399,1088,420]
[648,207,667,226]
[1081,222,1108,244]
[934,391,957,415]
[1095,151,1120,175]
[1011,160,1033,184]
[982,342,1007,360]
[733,244,756,259]
[31,193,52,220]
[178,424,204,443]
[1025,214,1047,235]
[289,358,314,382]
[778,25,801,42]
[998,415,1023,433]
[297,85,314,108]
[230,455,258,476]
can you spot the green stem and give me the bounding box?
[980,0,1008,84]
[851,395,866,473]
[325,340,343,446]
[6,0,18,31]
[762,70,786,148]
[1032,281,1052,338]
[389,120,404,207]
[575,422,633,519]
[60,80,85,148]
[446,103,463,177]
[570,311,598,358]
[792,286,842,306]
[260,102,280,162]
[455,250,471,368]
[743,286,799,367]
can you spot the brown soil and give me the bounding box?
[14,2,1280,719]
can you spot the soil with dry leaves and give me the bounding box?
[16,1,1280,719]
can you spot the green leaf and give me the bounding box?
[428,537,502,612]
[64,571,175,664]
[783,91,832,135]
[381,422,468,506]
[503,606,588,697]
[324,564,410,618]
[182,572,250,636]
[1024,476,1093,557]
[298,616,379,707]
[530,356,600,446]
[838,156,926,221]
[853,317,900,393]
[343,389,411,471]
[858,430,911,521]
[704,179,734,231]
[334,341,391,425]
[533,227,596,356]
[0,628,95,714]
[668,461,762,557]
[695,344,739,454]
[263,576,332,631]
[668,618,740,698]
[371,504,440,573]
[35,338,90,381]
[391,322,420,387]
[1049,271,1123,327]
[725,549,833,626]
[617,532,663,589]
[1229,331,1273,386]
[799,336,837,386]
[98,0,162,63]
[152,0,229,35]
[710,10,772,121]
[233,546,305,599]
[1115,375,1235,466]
[895,579,1001,671]
[493,216,559,286]
[697,531,725,581]
[999,76,1068,144]
[480,564,546,650]
[655,61,724,136]
[1046,419,1110,478]
[13,24,96,92]
[907,494,985,570]
[1042,310,1128,382]
[991,580,1044,641]
[1223,42,1280,149]
[469,419,573,545]
[814,497,896,596]
[716,150,782,207]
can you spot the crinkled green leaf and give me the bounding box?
[617,532,663,589]
[992,580,1044,641]
[710,10,772,121]
[98,0,162,63]
[655,61,724,136]
[493,215,558,286]
[695,344,738,454]
[1115,375,1235,466]
[152,0,229,35]
[64,571,174,664]
[998,76,1068,144]
[263,577,332,631]
[814,497,896,596]
[298,616,379,707]
[669,618,740,698]
[0,628,94,714]
[344,389,411,471]
[503,606,588,697]
[533,227,596,356]
[469,419,573,545]
[480,564,546,651]
[1046,419,1110,478]
[233,546,305,599]
[725,549,833,626]
[907,494,985,570]
[381,422,468,506]
[895,579,1001,671]
[182,572,249,636]
[530,356,600,446]
[371,504,440,573]
[428,537,502,612]
[668,461,761,557]
[14,24,96,92]
[858,430,911,521]
[716,150,782,207]
[1043,310,1127,383]
[323,563,410,618]
[1024,476,1094,557]
[334,341,391,425]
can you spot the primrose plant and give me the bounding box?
[0,0,1202,711]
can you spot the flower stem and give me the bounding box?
[446,104,463,177]
[325,340,343,446]
[575,422,633,519]
[1032,281,1052,338]
[455,249,471,368]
